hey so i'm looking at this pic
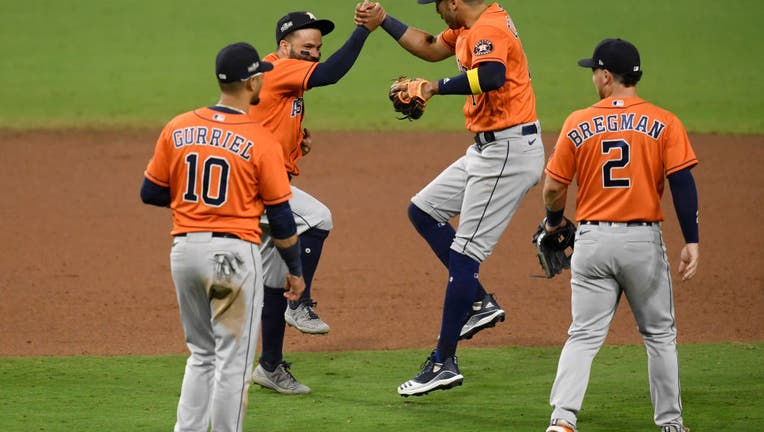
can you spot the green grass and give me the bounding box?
[1,343,762,431]
[0,0,762,133]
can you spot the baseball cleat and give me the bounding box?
[397,352,463,397]
[459,292,506,340]
[285,300,330,334]
[251,361,311,395]
[546,418,576,432]
[661,425,690,432]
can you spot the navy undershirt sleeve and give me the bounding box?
[140,177,171,207]
[438,61,506,95]
[265,201,297,239]
[307,26,370,88]
[667,167,699,243]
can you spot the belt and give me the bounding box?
[175,232,241,239]
[474,122,538,146]
[580,221,655,227]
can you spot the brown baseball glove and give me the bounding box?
[389,76,429,121]
[531,217,576,278]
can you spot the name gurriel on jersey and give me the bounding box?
[566,113,666,147]
[172,126,254,161]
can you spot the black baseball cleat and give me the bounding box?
[397,352,463,397]
[459,292,506,340]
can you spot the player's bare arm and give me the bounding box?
[355,2,452,62]
[273,235,306,301]
[542,176,569,231]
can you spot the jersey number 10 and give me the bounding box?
[183,153,230,207]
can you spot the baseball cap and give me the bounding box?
[578,38,641,74]
[275,11,335,44]
[215,42,273,83]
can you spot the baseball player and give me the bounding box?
[541,38,698,432]
[357,0,544,396]
[140,42,305,432]
[248,9,386,395]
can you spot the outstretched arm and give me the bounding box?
[355,3,452,62]
[307,3,386,88]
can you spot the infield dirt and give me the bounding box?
[1,130,761,356]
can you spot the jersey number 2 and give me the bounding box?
[183,153,229,207]
[601,139,630,188]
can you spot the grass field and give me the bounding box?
[1,344,762,431]
[1,0,762,132]
[2,1,762,431]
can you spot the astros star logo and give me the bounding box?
[473,39,494,56]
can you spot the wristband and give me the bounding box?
[276,241,303,277]
[381,15,408,40]
[545,208,564,227]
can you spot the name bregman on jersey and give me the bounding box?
[566,113,666,147]
[172,127,254,161]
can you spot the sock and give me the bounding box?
[289,228,330,309]
[436,251,480,359]
[408,203,487,302]
[260,286,287,370]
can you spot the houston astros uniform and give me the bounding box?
[386,1,545,396]
[142,43,298,432]
[543,39,698,432]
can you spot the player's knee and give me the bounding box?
[408,202,436,230]
[314,203,333,231]
[450,241,488,264]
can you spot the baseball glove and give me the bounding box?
[531,217,576,278]
[389,76,429,121]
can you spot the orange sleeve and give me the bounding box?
[439,28,459,50]
[663,115,698,176]
[144,123,173,187]
[464,24,509,68]
[269,58,319,92]
[545,116,578,185]
[256,134,293,205]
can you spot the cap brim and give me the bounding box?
[295,19,335,36]
[259,61,274,73]
[577,58,597,68]
[418,0,438,3]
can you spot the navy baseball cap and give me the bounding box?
[215,42,273,83]
[578,38,641,74]
[276,11,335,44]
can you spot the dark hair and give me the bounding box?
[218,80,246,93]
[613,70,642,87]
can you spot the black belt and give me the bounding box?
[175,232,241,239]
[475,123,538,145]
[580,221,655,227]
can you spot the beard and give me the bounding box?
[250,96,260,105]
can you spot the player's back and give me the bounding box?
[549,96,696,222]
[146,107,289,243]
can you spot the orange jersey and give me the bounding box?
[439,2,536,132]
[545,97,698,222]
[248,52,318,176]
[144,107,292,243]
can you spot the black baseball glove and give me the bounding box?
[531,217,576,278]
[389,76,428,121]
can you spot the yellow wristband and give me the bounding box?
[466,68,483,94]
